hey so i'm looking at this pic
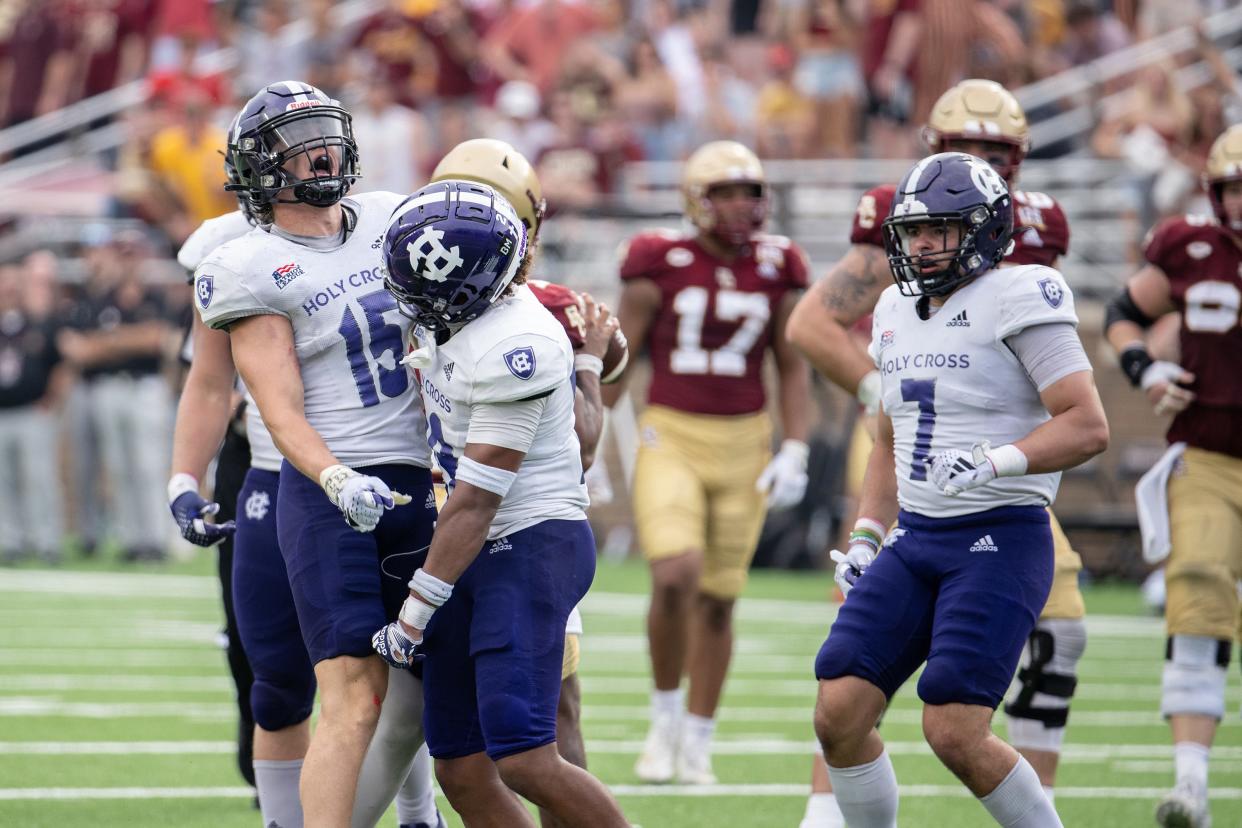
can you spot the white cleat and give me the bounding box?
[634,716,678,783]
[1155,783,1211,828]
[675,740,717,785]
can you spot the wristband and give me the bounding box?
[574,354,604,376]
[408,567,453,607]
[986,444,1028,478]
[850,517,886,550]
[399,595,437,630]
[1119,344,1153,388]
[167,473,199,503]
[318,463,355,506]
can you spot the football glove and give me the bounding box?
[756,439,810,511]
[1140,360,1195,416]
[319,464,410,532]
[372,621,424,670]
[830,542,876,597]
[168,475,235,547]
[929,442,1027,496]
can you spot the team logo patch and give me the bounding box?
[443,361,454,382]
[196,274,213,309]
[1038,277,1064,309]
[1187,241,1212,260]
[504,346,536,380]
[244,490,270,521]
[407,227,464,283]
[272,262,303,289]
[879,329,895,349]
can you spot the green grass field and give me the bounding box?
[0,555,1239,827]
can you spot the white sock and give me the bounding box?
[1173,741,1210,797]
[651,687,683,720]
[979,756,1063,827]
[254,758,304,828]
[800,792,846,828]
[827,750,899,828]
[396,744,438,826]
[1042,786,1055,806]
[352,668,425,828]
[683,713,715,752]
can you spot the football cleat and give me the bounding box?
[634,714,679,783]
[1155,783,1211,828]
[675,740,717,786]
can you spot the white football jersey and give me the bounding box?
[177,210,284,472]
[413,284,587,539]
[869,264,1078,518]
[194,191,430,469]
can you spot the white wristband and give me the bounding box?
[574,354,604,376]
[853,517,887,542]
[455,455,518,497]
[408,567,453,606]
[987,444,1029,478]
[399,595,438,630]
[167,473,199,503]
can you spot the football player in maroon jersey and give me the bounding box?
[605,140,812,784]
[1105,124,1242,828]
[430,138,623,828]
[787,79,1084,826]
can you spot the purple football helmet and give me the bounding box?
[382,180,528,336]
[882,151,1014,297]
[227,81,359,217]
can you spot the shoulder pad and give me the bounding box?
[619,230,691,281]
[194,237,283,330]
[471,331,571,403]
[850,184,896,247]
[993,265,1078,340]
[177,211,252,274]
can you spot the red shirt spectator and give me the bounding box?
[484,0,598,95]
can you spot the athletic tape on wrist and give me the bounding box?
[455,456,518,497]
[408,567,453,607]
[167,473,199,504]
[574,354,604,376]
[318,464,356,506]
[399,596,437,630]
[987,444,1028,478]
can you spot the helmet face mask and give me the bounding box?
[882,152,1014,298]
[683,141,768,247]
[228,82,360,218]
[382,180,528,338]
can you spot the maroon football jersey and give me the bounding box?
[619,231,809,415]
[849,184,1070,267]
[528,279,586,349]
[1144,215,1242,458]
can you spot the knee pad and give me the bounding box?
[1004,618,1086,751]
[251,674,315,732]
[1160,635,1230,720]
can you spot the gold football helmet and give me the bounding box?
[682,140,768,245]
[1206,125,1242,230]
[431,138,546,236]
[923,79,1030,184]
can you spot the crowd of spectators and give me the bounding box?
[0,0,1238,563]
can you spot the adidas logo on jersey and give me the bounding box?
[969,534,999,553]
[946,309,970,327]
[488,537,513,555]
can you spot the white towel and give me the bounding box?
[1135,442,1186,564]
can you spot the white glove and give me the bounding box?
[856,370,882,416]
[319,464,411,532]
[929,442,1028,496]
[830,542,876,597]
[756,439,810,511]
[1141,360,1195,416]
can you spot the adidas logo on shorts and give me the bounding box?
[946,309,970,327]
[969,534,999,552]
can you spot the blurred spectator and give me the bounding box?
[698,44,760,148]
[859,0,920,157]
[0,261,69,563]
[1057,1,1132,67]
[304,0,350,93]
[350,75,434,194]
[650,0,713,130]
[60,232,175,562]
[484,0,598,96]
[537,87,643,211]
[0,0,77,128]
[146,87,234,242]
[146,29,227,108]
[786,0,862,157]
[410,0,494,107]
[349,0,450,109]
[233,0,309,100]
[148,0,217,73]
[68,0,155,103]
[614,37,681,161]
[481,80,559,164]
[755,43,816,158]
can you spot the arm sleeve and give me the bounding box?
[466,397,546,453]
[1005,322,1093,392]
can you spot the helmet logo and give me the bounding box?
[407,228,465,283]
[966,156,1005,199]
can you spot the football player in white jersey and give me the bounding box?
[193,82,438,827]
[811,153,1108,828]
[372,180,629,828]
[173,120,441,828]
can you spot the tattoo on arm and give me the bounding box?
[819,247,886,320]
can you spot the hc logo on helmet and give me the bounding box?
[407,227,465,283]
[196,275,214,309]
[504,346,536,380]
